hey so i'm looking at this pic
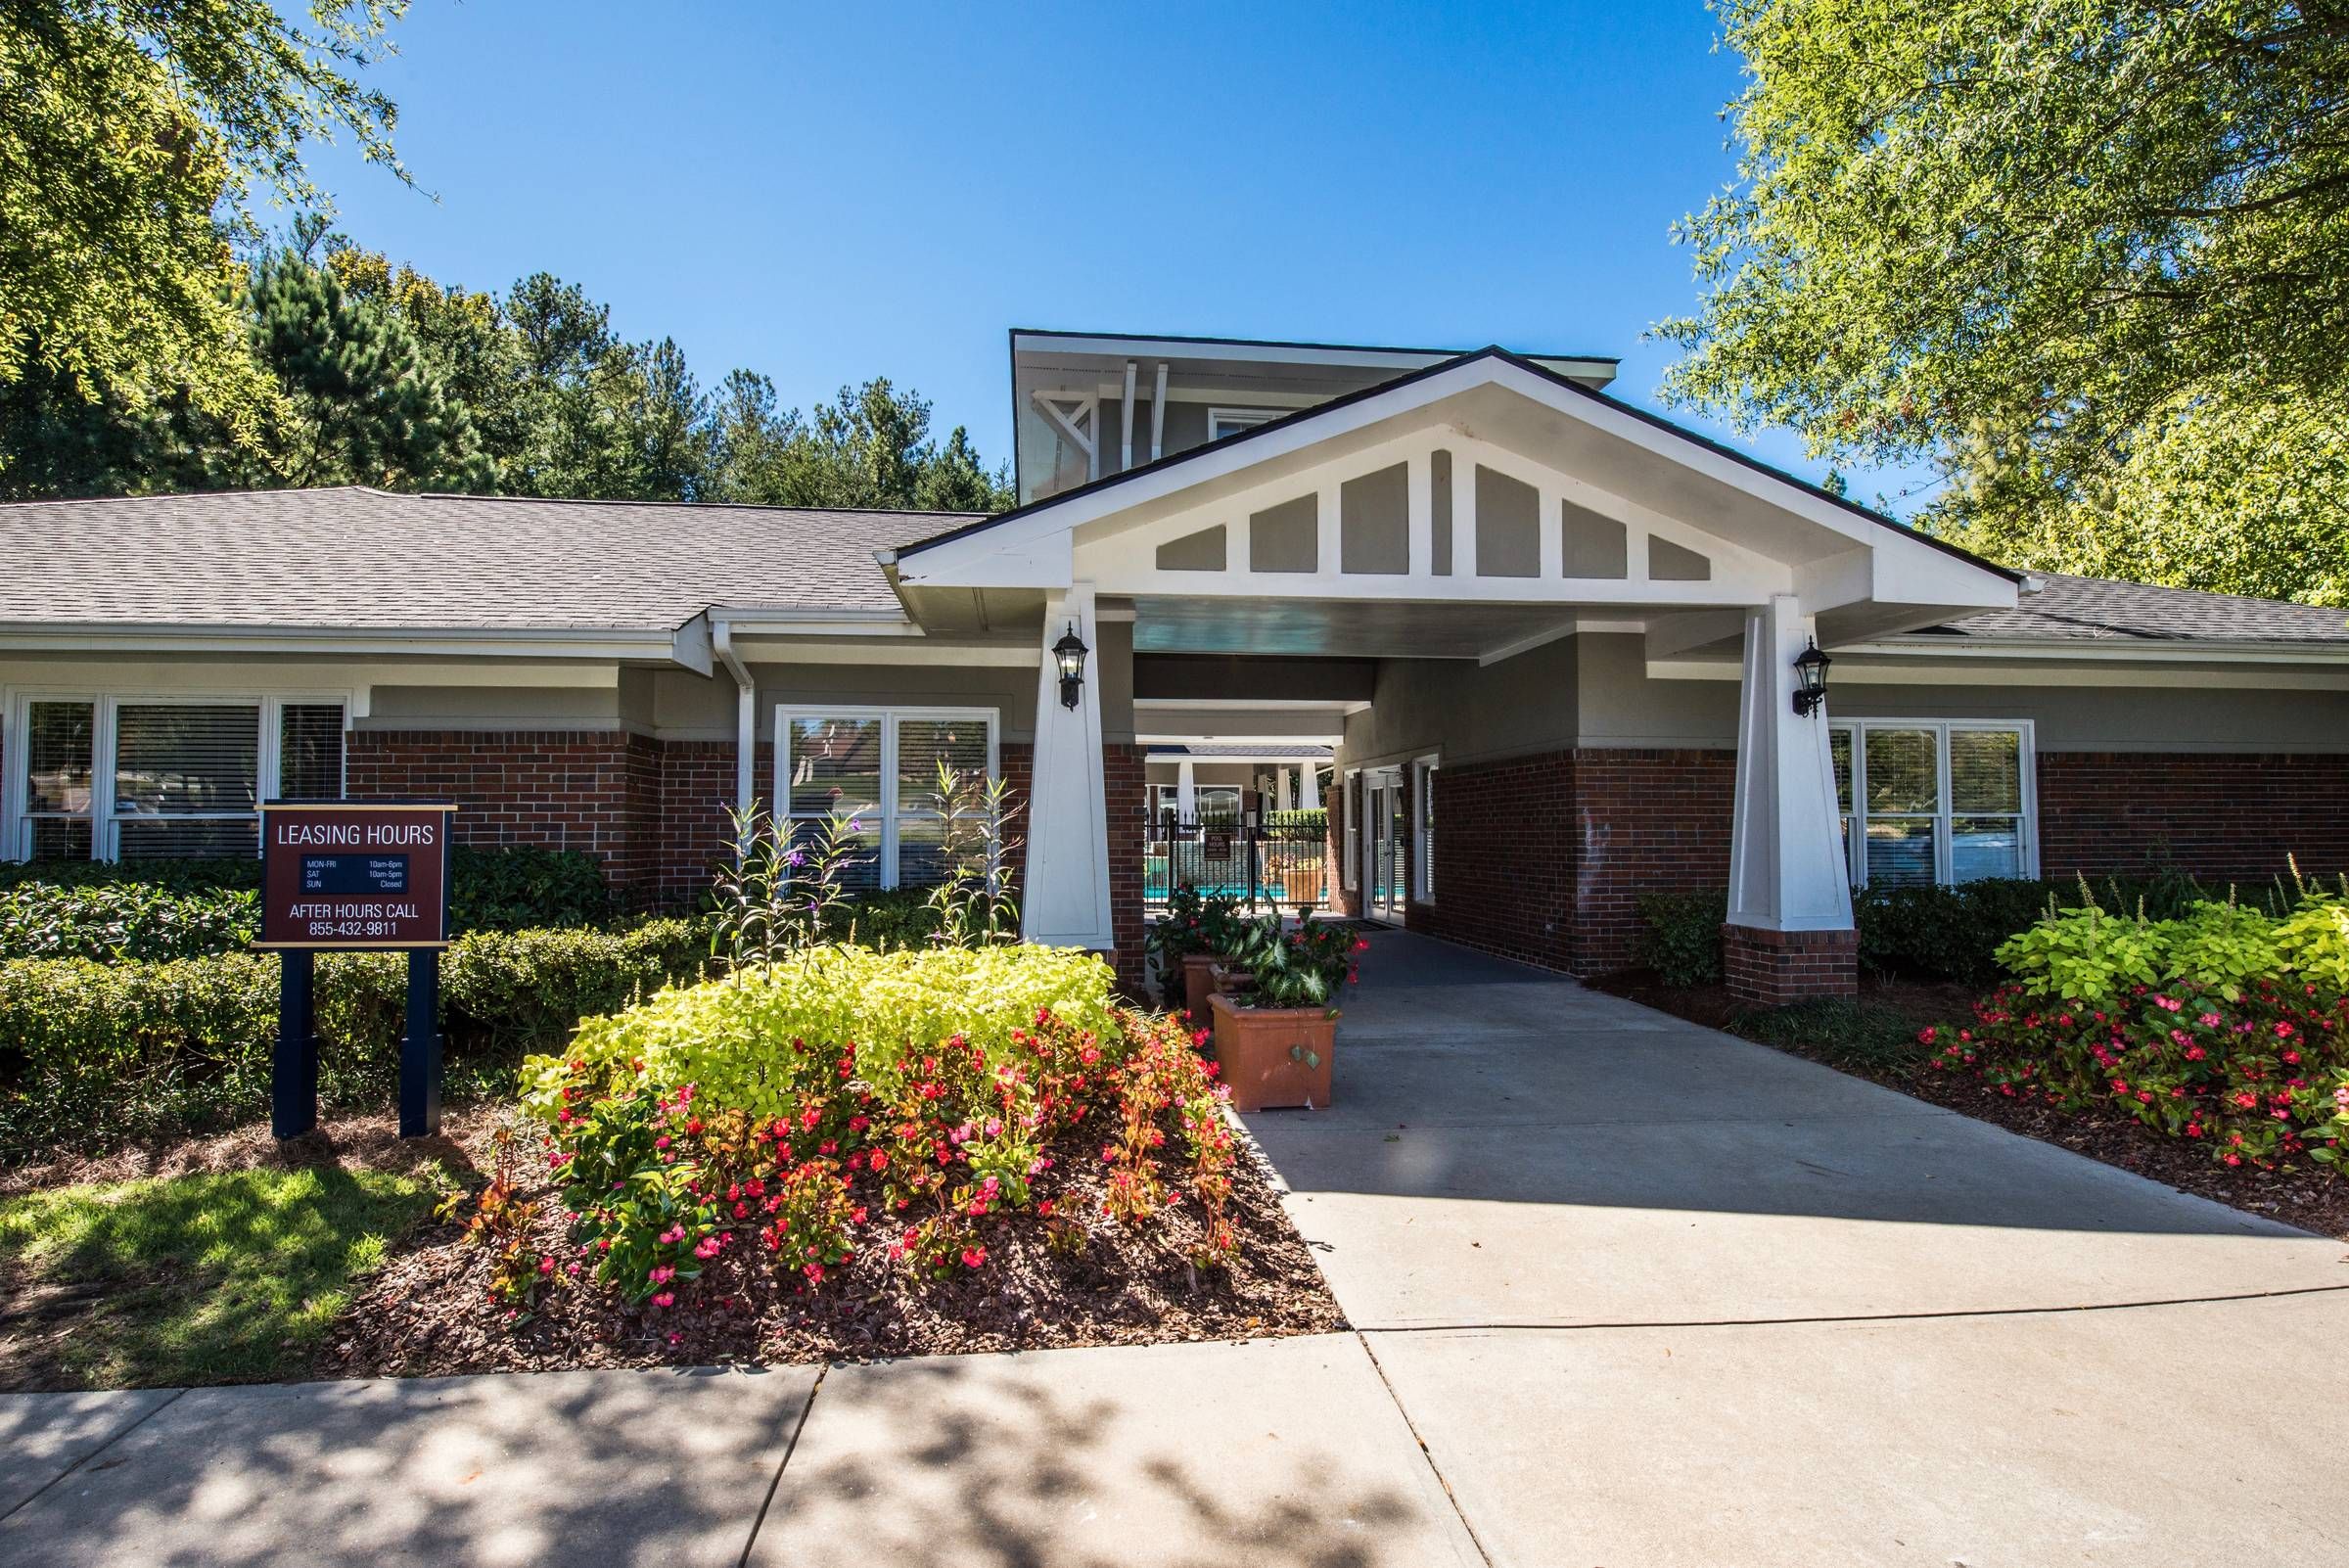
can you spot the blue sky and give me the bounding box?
[310,1,1936,514]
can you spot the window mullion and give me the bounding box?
[94,694,117,862]
[879,716,898,890]
[1850,723,1867,889]
[1935,724,1954,887]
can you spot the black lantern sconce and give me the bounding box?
[1052,623,1089,710]
[1791,638,1831,717]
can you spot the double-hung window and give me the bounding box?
[1831,720,2035,889]
[778,707,996,890]
[12,695,347,861]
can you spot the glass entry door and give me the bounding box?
[1363,770,1405,923]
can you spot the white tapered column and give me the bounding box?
[1174,760,1197,822]
[1022,583,1114,949]
[1300,764,1320,809]
[1727,594,1853,933]
[1276,766,1294,811]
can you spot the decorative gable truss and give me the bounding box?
[1074,426,1783,607]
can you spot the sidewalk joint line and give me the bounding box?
[0,1385,188,1526]
[1354,1330,1496,1567]
[736,1365,826,1568]
[1352,1279,2349,1336]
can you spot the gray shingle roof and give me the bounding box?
[1932,573,2349,646]
[0,486,966,631]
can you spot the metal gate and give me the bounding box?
[1143,808,1328,915]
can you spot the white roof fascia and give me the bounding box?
[706,605,924,638]
[1012,331,1616,383]
[0,623,694,664]
[1843,637,2349,665]
[899,355,2018,613]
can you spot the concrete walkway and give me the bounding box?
[1247,929,2349,1566]
[5,929,2346,1565]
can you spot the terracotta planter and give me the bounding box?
[1208,992,1337,1112]
[1181,952,1226,1019]
[1281,864,1322,906]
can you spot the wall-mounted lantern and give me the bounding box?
[1791,639,1831,717]
[1052,623,1089,710]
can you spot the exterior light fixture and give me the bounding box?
[1791,638,1831,717]
[1052,623,1089,710]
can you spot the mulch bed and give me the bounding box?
[1590,968,2349,1244]
[0,1108,499,1200]
[317,1110,1345,1380]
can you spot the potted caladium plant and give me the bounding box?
[1144,884,1250,1016]
[1207,918,1365,1112]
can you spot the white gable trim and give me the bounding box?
[897,353,2018,619]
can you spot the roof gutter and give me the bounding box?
[711,616,758,852]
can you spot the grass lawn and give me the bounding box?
[0,1164,448,1390]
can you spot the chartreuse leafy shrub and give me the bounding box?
[1633,873,2310,990]
[513,945,1235,1308]
[0,920,709,1160]
[1929,889,2349,1171]
[0,846,617,963]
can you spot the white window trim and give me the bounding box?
[1340,767,1359,891]
[773,705,998,891]
[1206,405,1284,441]
[4,687,353,862]
[1834,717,2038,890]
[1412,754,1439,904]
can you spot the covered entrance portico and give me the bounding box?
[890,350,2021,999]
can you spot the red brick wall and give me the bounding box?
[1723,925,1859,1005]
[1407,748,1737,974]
[656,739,755,902]
[2037,752,2349,882]
[345,729,666,900]
[1103,741,1148,997]
[1566,749,1737,973]
[1408,750,1578,969]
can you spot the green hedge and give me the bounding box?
[1634,873,2312,991]
[0,919,710,1160]
[0,883,258,961]
[0,846,616,961]
[1635,891,1727,987]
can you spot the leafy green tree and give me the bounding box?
[1,1,410,449]
[0,250,486,496]
[1660,0,2349,602]
[703,375,1011,511]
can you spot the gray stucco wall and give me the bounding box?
[645,622,1130,747]
[1340,635,1582,770]
[1337,628,2349,779]
[362,684,626,729]
[1575,632,2349,754]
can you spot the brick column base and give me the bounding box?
[1722,924,1858,1007]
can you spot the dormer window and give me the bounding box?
[1207,407,1283,441]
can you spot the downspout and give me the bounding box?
[712,616,756,850]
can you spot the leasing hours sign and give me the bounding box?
[255,803,455,949]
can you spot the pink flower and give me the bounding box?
[651,1291,675,1308]
[960,1246,988,1268]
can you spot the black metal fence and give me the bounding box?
[1142,811,1328,914]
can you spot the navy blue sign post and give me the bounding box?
[255,802,456,1140]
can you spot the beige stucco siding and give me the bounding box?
[648,623,1129,748]
[363,684,626,729]
[1340,635,1581,771]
